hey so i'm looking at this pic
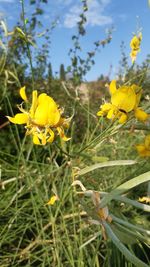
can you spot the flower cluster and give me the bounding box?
[7,87,71,145]
[130,33,142,63]
[97,80,149,124]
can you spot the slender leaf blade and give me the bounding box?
[78,160,137,176]
[100,171,150,208]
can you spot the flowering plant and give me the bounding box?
[7,87,71,145]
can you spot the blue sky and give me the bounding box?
[0,0,150,81]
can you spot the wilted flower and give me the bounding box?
[97,80,149,124]
[130,33,142,63]
[7,87,71,145]
[136,135,150,157]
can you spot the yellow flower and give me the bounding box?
[7,87,71,145]
[139,196,150,204]
[111,84,136,113]
[134,108,149,122]
[46,195,58,205]
[97,80,149,124]
[130,33,142,63]
[136,135,150,157]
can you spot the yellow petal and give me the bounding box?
[109,80,117,95]
[134,108,149,121]
[33,134,41,145]
[34,94,60,126]
[107,108,115,119]
[130,35,141,50]
[62,135,71,141]
[136,144,150,157]
[41,133,47,146]
[7,113,28,124]
[97,110,104,116]
[57,127,71,141]
[130,51,137,63]
[46,195,58,205]
[111,86,136,112]
[101,103,113,111]
[47,108,60,126]
[144,135,150,149]
[47,129,55,143]
[34,103,49,126]
[130,33,142,62]
[97,103,112,116]
[38,93,55,105]
[19,86,28,102]
[118,112,127,124]
[136,144,145,153]
[30,90,38,118]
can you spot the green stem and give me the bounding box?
[21,0,35,89]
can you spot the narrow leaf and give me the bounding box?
[0,52,6,75]
[78,160,137,176]
[99,171,150,208]
[111,224,136,245]
[103,221,149,267]
[111,214,150,236]
[114,195,150,212]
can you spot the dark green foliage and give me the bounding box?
[47,62,53,80]
[59,64,66,81]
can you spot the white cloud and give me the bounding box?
[63,0,112,28]
[64,5,81,28]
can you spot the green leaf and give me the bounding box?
[0,52,6,75]
[110,224,136,245]
[103,221,149,267]
[113,222,150,244]
[114,195,150,212]
[111,214,150,236]
[78,160,137,176]
[24,18,29,24]
[92,156,109,162]
[99,171,150,208]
